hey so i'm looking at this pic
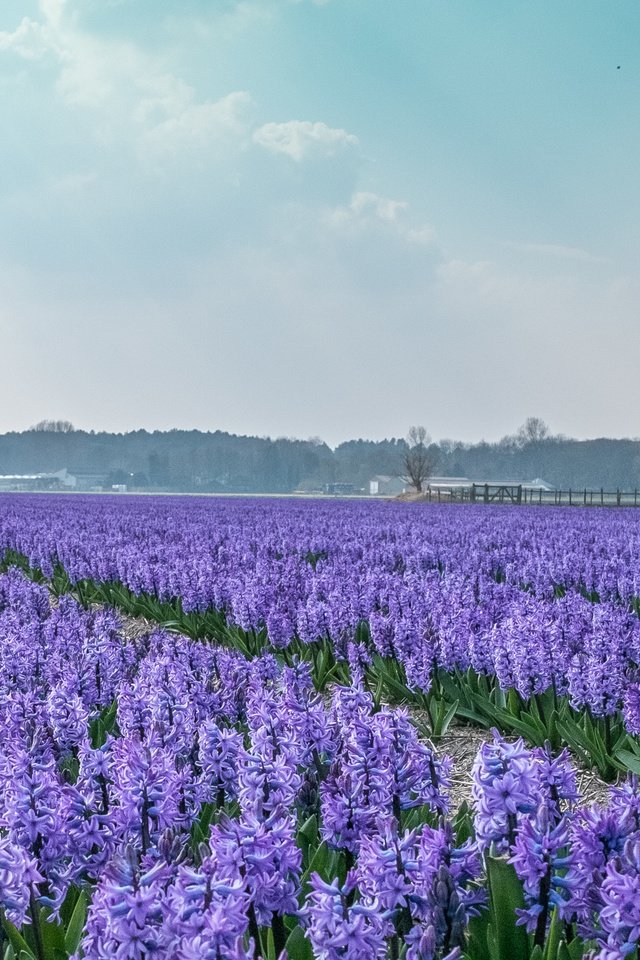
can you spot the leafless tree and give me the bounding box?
[402,425,436,493]
[516,417,550,447]
[29,420,76,433]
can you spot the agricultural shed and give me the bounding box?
[369,475,406,496]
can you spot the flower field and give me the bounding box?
[1,494,640,959]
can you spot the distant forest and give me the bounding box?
[1,420,640,493]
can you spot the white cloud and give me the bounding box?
[253,120,358,161]
[1,4,354,178]
[0,16,56,59]
[0,1,251,169]
[508,242,609,264]
[137,92,252,170]
[324,191,437,246]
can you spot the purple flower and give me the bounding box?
[303,871,389,960]
[0,834,43,927]
[209,808,301,925]
[110,733,184,852]
[471,732,538,853]
[75,846,171,960]
[197,720,243,806]
[510,801,575,939]
[596,837,640,960]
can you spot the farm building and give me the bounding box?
[425,476,555,493]
[369,475,406,496]
[0,468,76,492]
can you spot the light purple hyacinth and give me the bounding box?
[471,732,539,853]
[75,846,172,960]
[209,808,302,925]
[510,800,575,938]
[0,834,43,927]
[595,837,640,960]
[197,720,244,806]
[110,732,184,852]
[375,708,452,814]
[303,871,390,960]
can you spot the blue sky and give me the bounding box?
[0,0,638,445]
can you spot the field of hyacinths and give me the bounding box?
[2,496,640,959]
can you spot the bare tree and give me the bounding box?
[516,417,550,447]
[402,425,436,493]
[29,420,76,433]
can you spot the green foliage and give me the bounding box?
[485,855,530,960]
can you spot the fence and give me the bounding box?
[422,484,640,507]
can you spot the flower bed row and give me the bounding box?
[0,569,639,960]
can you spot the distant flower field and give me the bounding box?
[2,494,640,959]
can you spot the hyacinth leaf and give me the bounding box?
[555,715,617,780]
[614,748,640,774]
[542,907,561,960]
[64,890,87,956]
[437,670,470,706]
[298,814,319,844]
[435,697,460,737]
[284,924,313,960]
[485,855,530,960]
[262,927,276,960]
[465,910,492,960]
[0,922,34,960]
[297,814,320,868]
[88,701,118,749]
[452,800,474,844]
[300,841,338,886]
[38,913,67,956]
[556,941,587,960]
[370,656,411,704]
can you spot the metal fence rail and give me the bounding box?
[422,484,640,507]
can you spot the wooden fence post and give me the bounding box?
[601,488,604,506]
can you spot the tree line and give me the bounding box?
[0,419,638,492]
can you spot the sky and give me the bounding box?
[0,0,638,447]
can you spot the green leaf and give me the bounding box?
[0,920,34,960]
[465,910,492,960]
[615,749,640,775]
[298,815,318,844]
[557,940,587,960]
[39,914,66,956]
[264,927,276,960]
[301,840,329,885]
[64,890,87,955]
[284,925,313,960]
[542,907,561,960]
[485,855,530,960]
[433,698,459,738]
